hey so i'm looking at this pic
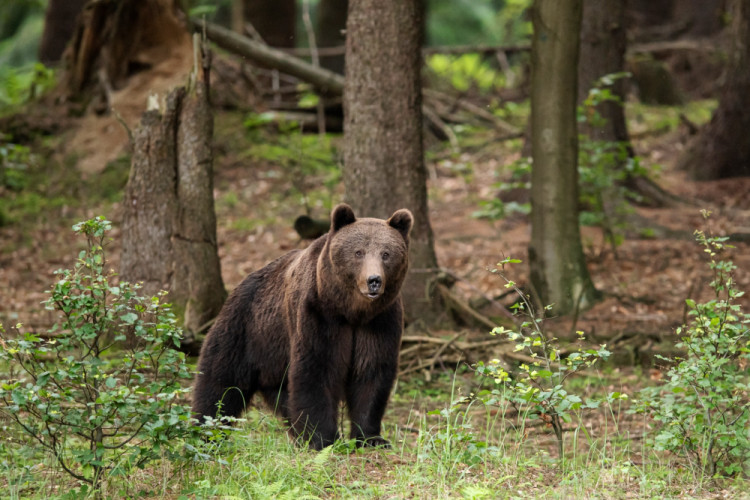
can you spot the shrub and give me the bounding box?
[468,258,618,460]
[638,218,750,476]
[0,217,200,494]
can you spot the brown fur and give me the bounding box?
[192,204,412,449]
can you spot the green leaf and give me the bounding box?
[120,312,138,325]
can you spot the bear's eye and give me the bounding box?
[355,250,364,258]
[382,251,390,261]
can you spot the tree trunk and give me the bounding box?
[317,0,348,74]
[343,0,442,325]
[241,0,296,47]
[121,43,226,348]
[678,0,750,180]
[578,0,629,145]
[38,0,87,65]
[529,0,600,316]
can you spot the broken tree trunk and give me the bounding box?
[121,37,226,350]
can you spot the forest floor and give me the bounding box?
[2,99,749,357]
[1,96,750,497]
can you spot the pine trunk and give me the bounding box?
[343,0,442,324]
[529,0,600,316]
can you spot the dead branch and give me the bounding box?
[629,38,719,55]
[438,267,518,323]
[194,18,454,141]
[436,283,515,331]
[398,328,511,378]
[423,105,459,151]
[191,18,345,94]
[424,89,520,135]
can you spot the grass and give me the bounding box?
[1,367,747,499]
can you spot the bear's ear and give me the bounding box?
[387,209,413,241]
[331,203,356,232]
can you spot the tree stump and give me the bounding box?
[121,39,226,349]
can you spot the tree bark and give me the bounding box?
[317,0,348,74]
[343,0,442,324]
[678,0,750,180]
[121,42,226,347]
[38,0,87,65]
[529,0,600,316]
[241,0,296,47]
[578,0,629,145]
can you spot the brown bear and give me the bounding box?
[192,203,412,449]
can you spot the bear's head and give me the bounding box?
[320,204,413,315]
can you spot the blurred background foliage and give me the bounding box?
[0,0,47,107]
[426,0,531,46]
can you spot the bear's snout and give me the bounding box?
[367,275,382,296]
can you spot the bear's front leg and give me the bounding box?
[347,307,403,448]
[288,367,339,449]
[287,314,347,450]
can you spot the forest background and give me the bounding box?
[0,0,749,498]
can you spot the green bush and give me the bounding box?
[467,258,618,459]
[638,218,750,477]
[0,217,202,495]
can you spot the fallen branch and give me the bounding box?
[195,18,459,142]
[629,38,720,55]
[425,89,520,135]
[398,329,510,378]
[191,18,345,94]
[436,283,515,331]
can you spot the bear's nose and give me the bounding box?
[367,275,382,293]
